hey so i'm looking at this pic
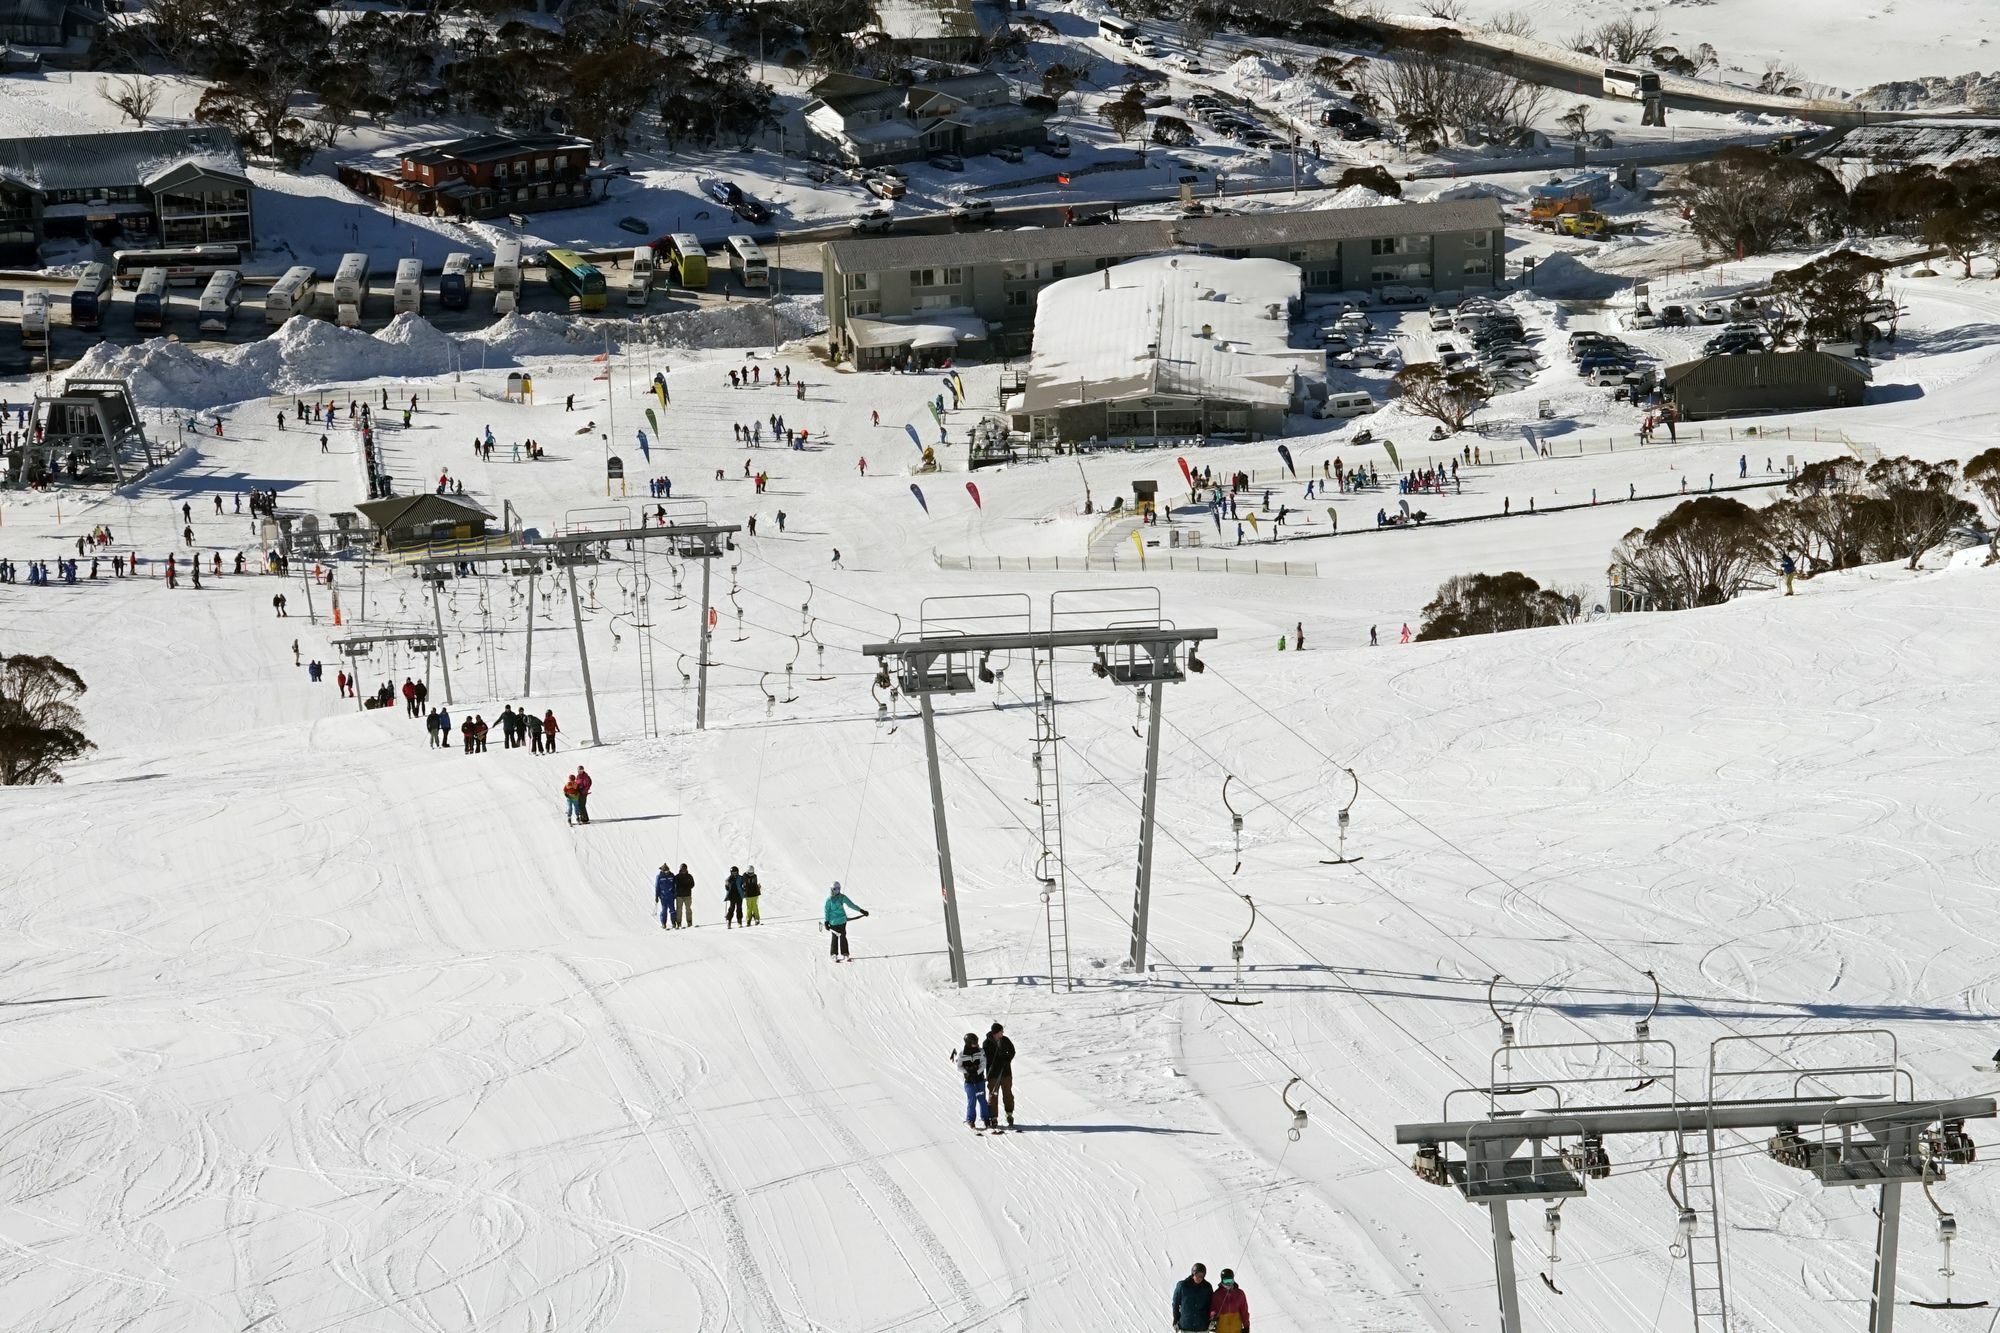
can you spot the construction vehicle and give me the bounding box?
[1557,211,1611,239]
[1528,194,1596,228]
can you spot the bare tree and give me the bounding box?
[1419,0,1468,20]
[1572,16,1662,62]
[1558,101,1591,141]
[1484,9,1537,39]
[1369,49,1547,145]
[1866,457,1977,569]
[1392,362,1492,430]
[1965,448,2000,557]
[1612,498,1769,609]
[101,74,162,127]
[1758,58,1801,95]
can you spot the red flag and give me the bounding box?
[1056,173,1070,186]
[966,482,982,509]
[1177,456,1192,487]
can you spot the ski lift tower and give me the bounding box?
[15,379,160,486]
[862,588,1215,989]
[1393,1025,1996,1333]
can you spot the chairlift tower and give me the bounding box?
[861,589,1215,989]
[1393,1024,1996,1333]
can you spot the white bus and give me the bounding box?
[132,266,171,331]
[727,235,769,290]
[197,269,241,333]
[392,257,423,315]
[332,252,370,308]
[70,262,112,330]
[439,252,472,310]
[1098,14,1138,44]
[625,245,654,307]
[113,244,241,289]
[265,265,318,326]
[1603,67,1660,100]
[492,239,522,314]
[20,289,48,348]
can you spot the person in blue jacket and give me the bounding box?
[1171,1262,1214,1330]
[822,882,867,962]
[654,864,674,930]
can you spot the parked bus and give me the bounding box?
[1602,67,1660,100]
[332,251,370,305]
[113,244,241,289]
[439,252,472,311]
[665,234,708,290]
[132,266,171,331]
[492,239,522,314]
[1098,14,1138,44]
[625,245,654,308]
[392,257,424,316]
[20,289,48,348]
[544,247,607,312]
[70,262,112,331]
[197,269,241,333]
[265,265,319,326]
[727,235,769,290]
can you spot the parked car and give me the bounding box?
[617,216,649,235]
[1378,285,1424,306]
[1166,53,1204,73]
[1696,302,1729,324]
[1729,296,1765,318]
[1586,364,1630,385]
[950,199,997,225]
[1627,305,1660,329]
[864,174,907,200]
[1428,308,1454,331]
[1660,304,1690,327]
[928,153,966,172]
[1131,34,1161,56]
[851,208,895,234]
[734,197,773,225]
[991,143,1024,163]
[705,180,745,207]
[1045,133,1071,157]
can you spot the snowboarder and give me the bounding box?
[572,767,592,823]
[742,865,762,924]
[1210,1270,1251,1333]
[982,1023,1016,1127]
[823,882,865,960]
[672,864,695,927]
[956,1033,994,1132]
[1172,1264,1215,1331]
[654,864,675,929]
[724,866,745,928]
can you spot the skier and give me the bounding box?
[724,866,745,928]
[562,773,582,825]
[402,678,418,717]
[654,864,675,929]
[956,1033,995,1132]
[1400,623,1412,644]
[292,639,301,667]
[542,710,560,752]
[1369,625,1378,647]
[572,767,593,823]
[672,863,695,927]
[822,882,866,961]
[742,865,762,925]
[982,1022,1017,1127]
[1172,1264,1215,1332]
[1294,622,1304,651]
[1210,1270,1251,1333]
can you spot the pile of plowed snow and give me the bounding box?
[68,299,828,409]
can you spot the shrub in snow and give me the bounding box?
[1416,572,1579,641]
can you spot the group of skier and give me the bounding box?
[651,863,765,928]
[953,1024,1018,1132]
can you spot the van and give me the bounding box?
[1586,364,1629,385]
[1318,391,1377,419]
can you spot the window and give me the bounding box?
[1463,257,1491,276]
[846,271,873,292]
[1369,237,1402,256]
[914,292,956,310]
[1466,231,1490,249]
[535,157,550,175]
[1306,267,1340,289]
[1007,288,1031,307]
[1371,262,1432,284]
[909,267,963,288]
[849,297,881,316]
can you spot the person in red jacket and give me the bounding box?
[542,710,559,751]
[572,766,592,824]
[1210,1269,1250,1333]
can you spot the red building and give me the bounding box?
[338,134,604,220]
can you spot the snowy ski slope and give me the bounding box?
[3,270,2000,1331]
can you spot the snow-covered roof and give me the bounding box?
[847,312,989,350]
[0,127,241,196]
[867,0,984,43]
[1019,254,1321,412]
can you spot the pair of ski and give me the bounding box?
[971,1123,1016,1136]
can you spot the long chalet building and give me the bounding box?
[337,133,605,220]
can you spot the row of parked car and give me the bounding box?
[1187,92,1286,150]
[1569,330,1655,386]
[1435,297,1543,392]
[703,179,772,226]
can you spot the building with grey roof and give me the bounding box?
[0,126,250,262]
[0,0,105,63]
[1662,351,1871,420]
[821,197,1504,368]
[801,72,1051,168]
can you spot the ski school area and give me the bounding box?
[2,288,2000,1333]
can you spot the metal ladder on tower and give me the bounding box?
[1030,649,1072,991]
[1679,1120,1732,1330]
[479,577,500,701]
[634,563,659,738]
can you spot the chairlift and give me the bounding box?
[1488,974,1518,1075]
[1212,894,1262,1006]
[1538,1202,1565,1295]
[1913,1171,1990,1309]
[1666,1152,1700,1260]
[676,653,692,686]
[784,636,801,702]
[1319,766,1363,864]
[760,671,776,714]
[1626,969,1662,1088]
[1282,1077,1308,1141]
[808,619,833,681]
[1222,774,1245,874]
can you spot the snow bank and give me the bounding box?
[1311,185,1397,211]
[67,300,832,410]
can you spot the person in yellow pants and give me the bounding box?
[1210,1269,1250,1333]
[743,866,762,924]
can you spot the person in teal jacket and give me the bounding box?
[822,882,867,962]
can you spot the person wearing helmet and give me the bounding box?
[955,1032,993,1132]
[1210,1269,1250,1333]
[822,882,866,961]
